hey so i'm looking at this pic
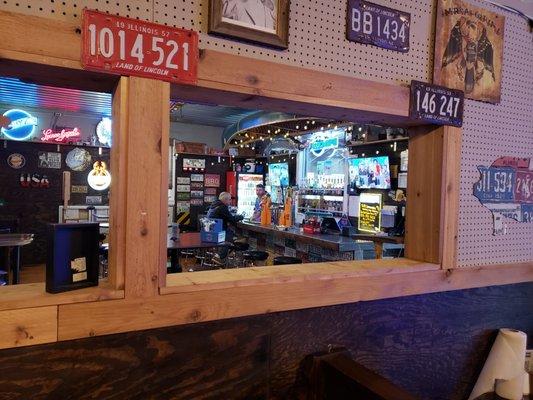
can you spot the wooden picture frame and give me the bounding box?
[208,0,290,49]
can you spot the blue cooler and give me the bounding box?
[200,218,226,243]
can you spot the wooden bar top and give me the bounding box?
[237,222,361,252]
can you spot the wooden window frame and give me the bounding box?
[0,10,530,348]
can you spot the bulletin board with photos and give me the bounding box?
[175,154,231,228]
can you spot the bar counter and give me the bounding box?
[236,221,363,262]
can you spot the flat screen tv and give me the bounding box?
[348,156,391,190]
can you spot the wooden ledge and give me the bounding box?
[162,258,440,294]
[0,281,124,311]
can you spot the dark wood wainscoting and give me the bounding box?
[0,282,531,399]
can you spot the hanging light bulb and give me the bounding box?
[358,127,362,132]
[334,125,338,129]
[296,125,299,129]
[376,150,379,154]
[311,120,316,125]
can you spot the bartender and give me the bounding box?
[252,184,269,222]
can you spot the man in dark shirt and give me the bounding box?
[207,192,243,260]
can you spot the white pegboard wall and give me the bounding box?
[457,0,533,267]
[156,0,434,85]
[0,0,434,85]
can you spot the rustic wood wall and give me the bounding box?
[0,282,530,400]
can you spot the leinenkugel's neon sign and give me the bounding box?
[41,127,82,143]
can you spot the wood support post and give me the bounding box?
[121,77,169,298]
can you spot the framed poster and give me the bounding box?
[176,192,191,200]
[205,187,217,195]
[38,152,62,169]
[433,0,504,103]
[208,0,290,49]
[176,184,191,192]
[183,158,205,170]
[176,201,190,212]
[191,173,204,182]
[191,182,204,189]
[204,195,217,203]
[204,174,221,187]
[176,177,191,184]
[190,198,204,206]
[191,190,204,198]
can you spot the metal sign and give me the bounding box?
[409,80,464,127]
[81,9,198,85]
[347,0,410,52]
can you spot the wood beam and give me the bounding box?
[122,77,169,298]
[405,125,444,264]
[108,77,128,289]
[440,126,462,269]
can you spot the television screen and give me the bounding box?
[268,163,289,204]
[269,163,289,187]
[348,156,391,190]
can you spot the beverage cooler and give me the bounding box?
[226,172,264,219]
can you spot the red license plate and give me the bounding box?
[81,9,198,85]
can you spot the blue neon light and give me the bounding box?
[1,109,38,141]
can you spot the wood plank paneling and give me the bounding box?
[405,126,444,263]
[123,77,169,298]
[108,77,128,290]
[57,261,533,341]
[1,283,532,400]
[0,316,269,400]
[0,306,57,349]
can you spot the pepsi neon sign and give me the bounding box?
[1,109,38,141]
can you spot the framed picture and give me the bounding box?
[433,0,504,103]
[208,0,290,49]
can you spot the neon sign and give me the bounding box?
[41,127,82,143]
[96,117,112,146]
[310,133,340,157]
[1,109,38,141]
[87,161,111,191]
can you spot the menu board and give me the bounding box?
[358,193,382,233]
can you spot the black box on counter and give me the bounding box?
[46,223,100,293]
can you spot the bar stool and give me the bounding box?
[227,241,250,268]
[273,256,302,265]
[242,250,269,267]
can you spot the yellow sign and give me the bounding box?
[358,193,382,233]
